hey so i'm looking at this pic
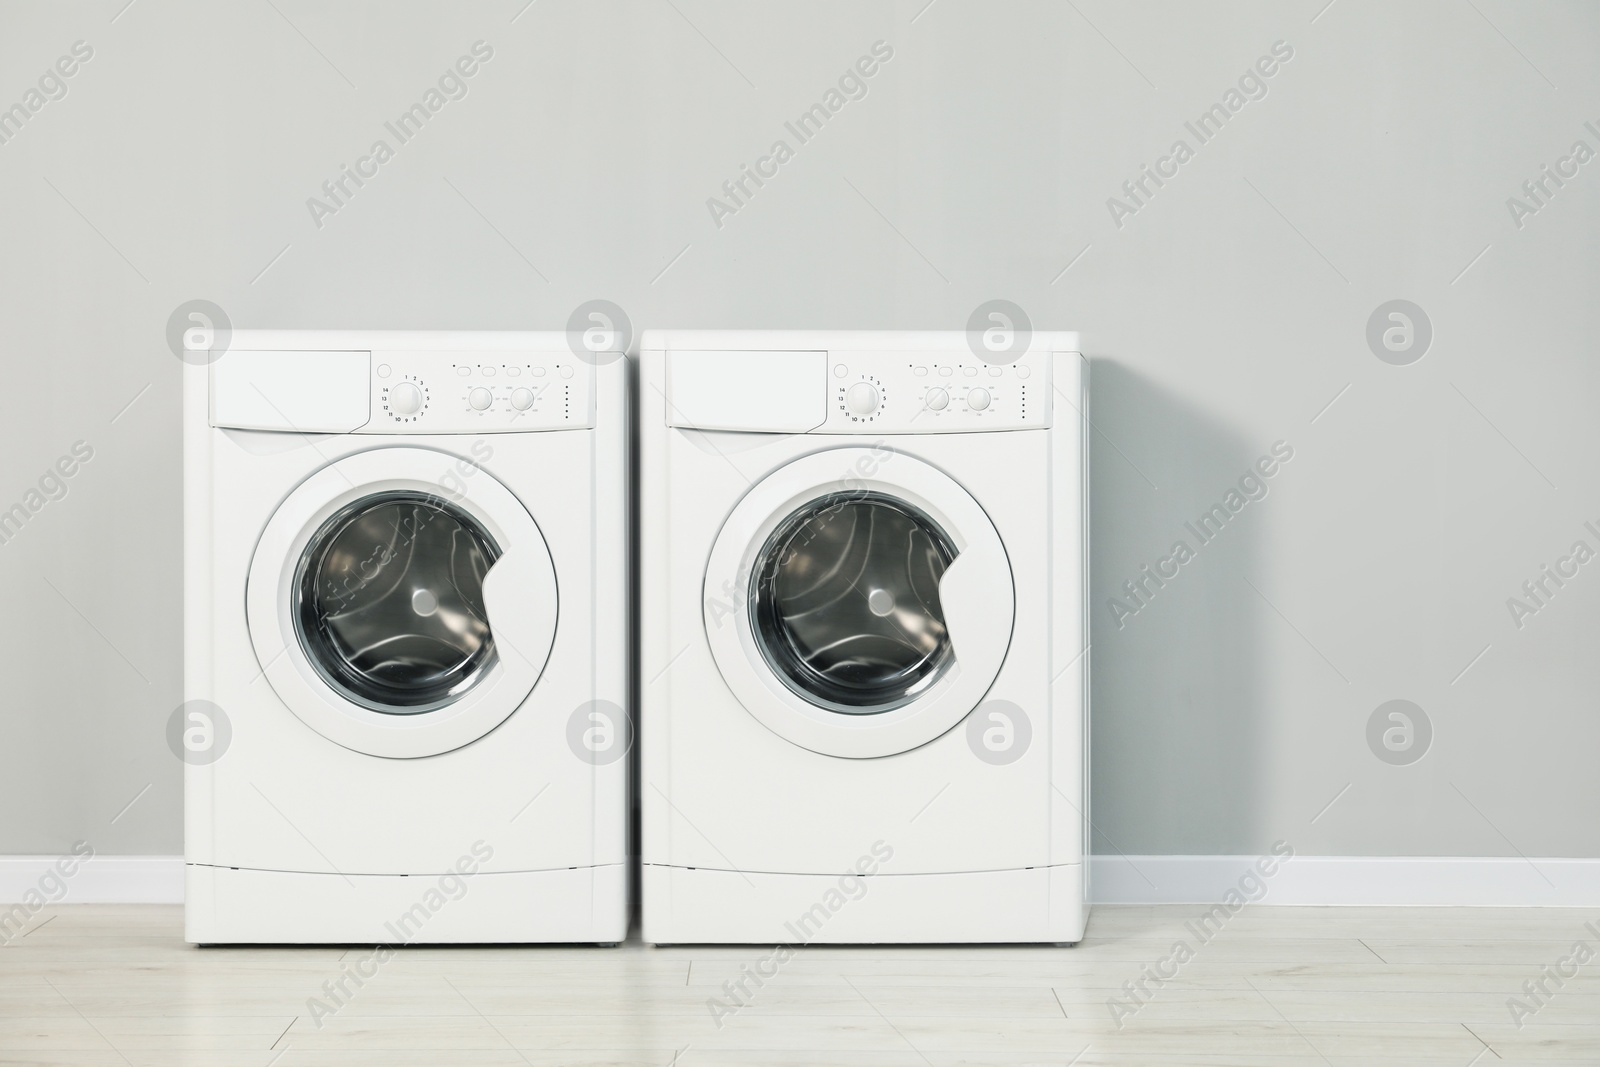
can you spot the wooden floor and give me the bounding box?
[0,905,1597,1065]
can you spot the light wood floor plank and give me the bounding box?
[0,904,1593,1064]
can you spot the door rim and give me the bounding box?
[702,446,1014,759]
[247,446,557,759]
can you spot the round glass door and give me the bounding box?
[702,446,1014,759]
[293,491,500,714]
[751,491,957,715]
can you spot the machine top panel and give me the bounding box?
[210,342,603,434]
[657,331,1077,434]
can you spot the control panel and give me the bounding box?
[367,350,592,433]
[823,349,1049,432]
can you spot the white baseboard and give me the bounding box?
[5,855,1599,907]
[1092,855,1600,906]
[0,855,184,905]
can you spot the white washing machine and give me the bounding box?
[183,331,628,944]
[640,330,1088,944]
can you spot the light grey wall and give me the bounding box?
[1,0,1595,858]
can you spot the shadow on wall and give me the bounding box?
[1090,359,1279,858]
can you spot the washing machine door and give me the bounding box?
[703,446,1014,758]
[246,446,557,758]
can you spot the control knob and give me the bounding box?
[389,382,423,416]
[845,381,880,416]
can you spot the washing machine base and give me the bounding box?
[186,863,628,945]
[642,863,1086,945]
